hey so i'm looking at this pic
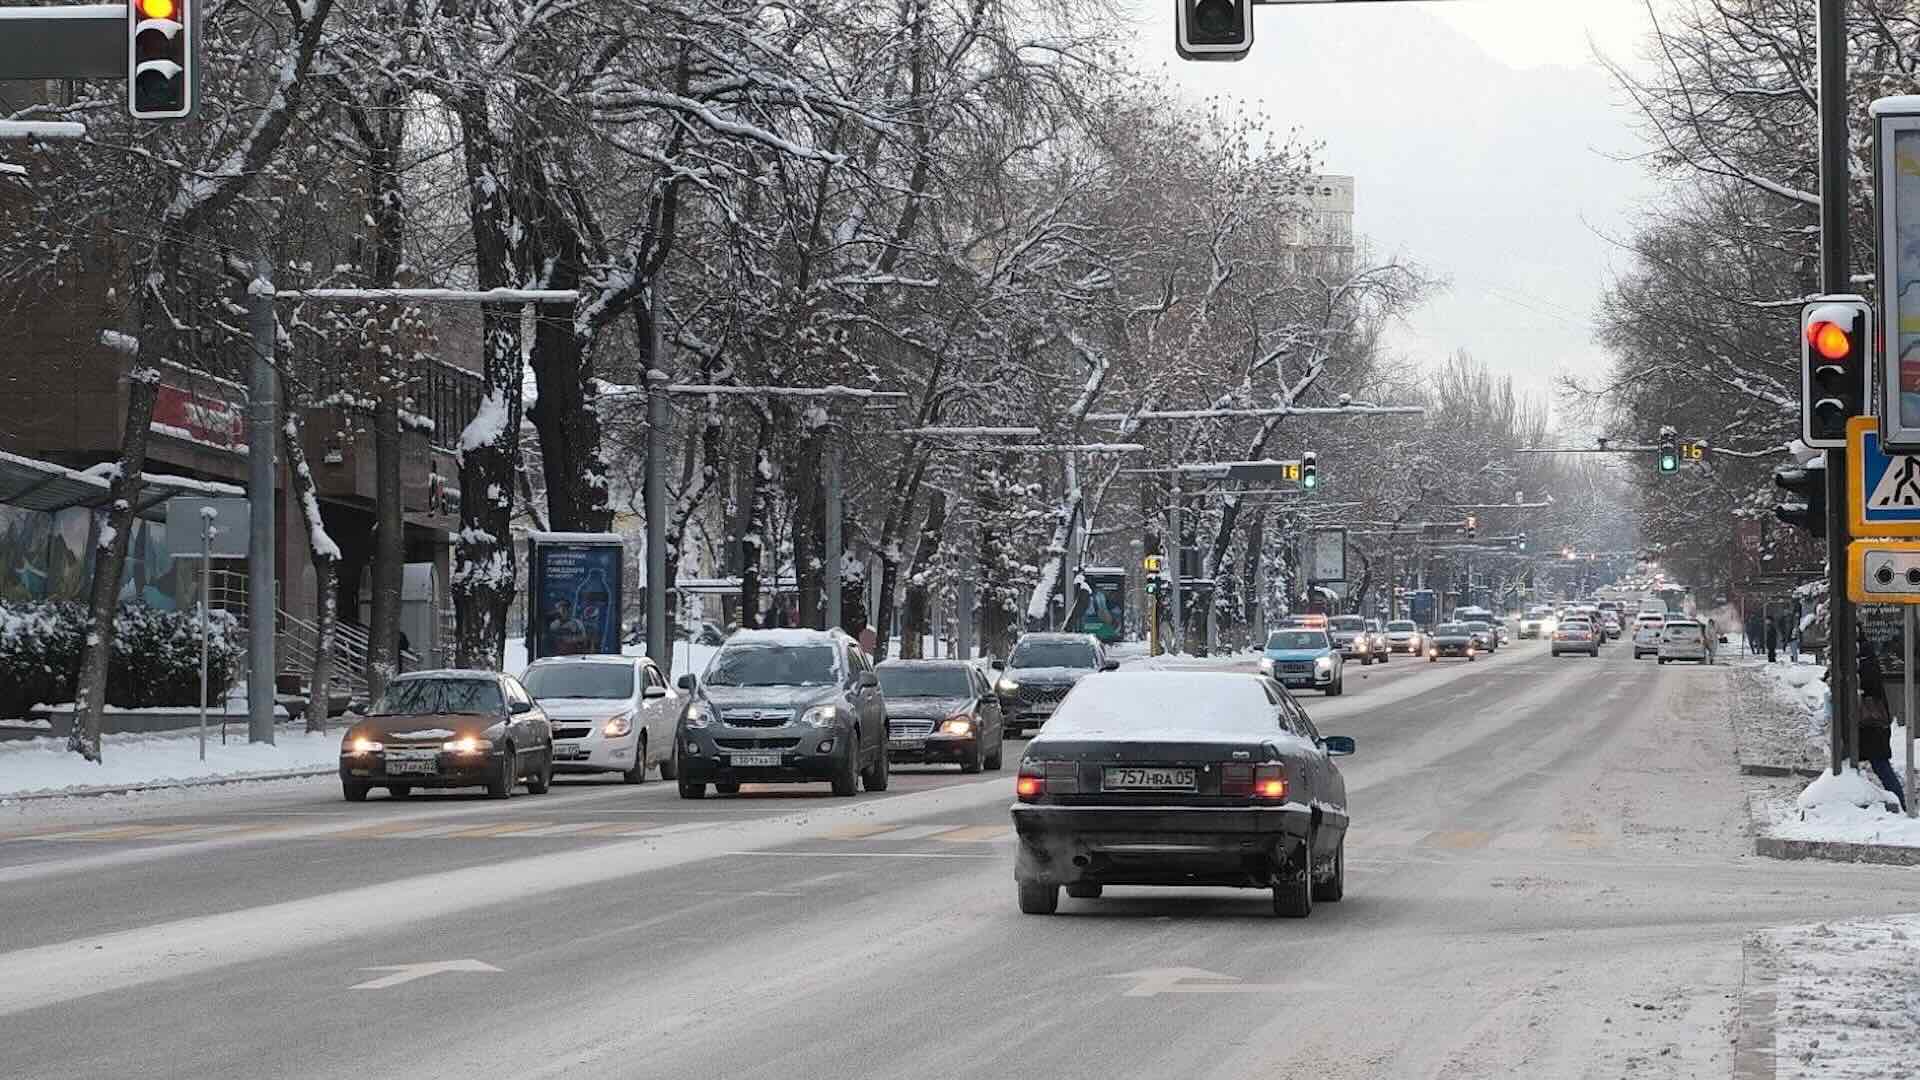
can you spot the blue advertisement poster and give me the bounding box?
[529,536,623,659]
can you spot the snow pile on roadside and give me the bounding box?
[1762,736,1920,847]
[1796,768,1901,814]
[1764,661,1830,723]
[0,728,342,799]
[1764,915,1920,1079]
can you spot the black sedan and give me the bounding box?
[1010,671,1354,918]
[877,659,1005,773]
[1425,623,1477,662]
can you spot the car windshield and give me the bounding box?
[521,664,634,700]
[1040,673,1278,738]
[1329,617,1365,632]
[704,645,838,687]
[1008,641,1097,669]
[878,666,973,697]
[373,678,503,716]
[1387,621,1416,632]
[1466,622,1491,631]
[1436,624,1469,635]
[1267,631,1328,650]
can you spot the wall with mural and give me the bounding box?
[0,505,183,609]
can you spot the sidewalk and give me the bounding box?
[0,722,344,800]
[1746,916,1920,1080]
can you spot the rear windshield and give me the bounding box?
[1387,621,1416,632]
[522,663,634,700]
[1043,676,1276,737]
[1008,641,1098,669]
[1435,624,1468,634]
[1329,617,1365,632]
[705,645,838,687]
[1266,631,1328,650]
[878,666,972,698]
[374,678,503,716]
[1666,624,1702,638]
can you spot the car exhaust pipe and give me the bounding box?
[1072,855,1091,868]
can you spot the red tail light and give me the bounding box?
[1016,764,1045,802]
[1253,764,1288,801]
[1221,763,1253,796]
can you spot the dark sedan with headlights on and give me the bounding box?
[1011,671,1354,918]
[338,670,555,801]
[877,659,1005,773]
[1425,623,1477,662]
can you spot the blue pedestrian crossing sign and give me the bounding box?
[1849,416,1920,536]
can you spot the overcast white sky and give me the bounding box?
[1125,0,1669,416]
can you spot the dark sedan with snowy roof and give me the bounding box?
[1011,671,1353,918]
[338,670,555,800]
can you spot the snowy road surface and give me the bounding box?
[3,641,1919,1078]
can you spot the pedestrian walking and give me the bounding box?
[1746,613,1761,654]
[1857,633,1905,809]
[1765,620,1779,663]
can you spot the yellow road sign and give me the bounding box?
[1846,539,1920,603]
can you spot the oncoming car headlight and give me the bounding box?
[1314,655,1333,671]
[939,717,973,736]
[603,710,635,738]
[684,702,713,729]
[345,736,383,755]
[997,678,1020,693]
[1257,657,1275,675]
[802,705,839,728]
[442,736,492,754]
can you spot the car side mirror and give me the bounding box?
[347,701,368,716]
[1101,659,1120,672]
[642,685,668,700]
[677,674,698,692]
[1323,735,1356,757]
[510,699,533,714]
[857,672,880,689]
[1719,635,1730,644]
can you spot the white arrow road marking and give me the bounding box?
[1107,967,1293,997]
[350,959,502,990]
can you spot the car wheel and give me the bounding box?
[985,737,1004,772]
[486,747,516,799]
[1468,654,1476,662]
[1311,836,1345,903]
[1658,657,1668,665]
[863,741,891,791]
[1017,879,1059,915]
[831,744,860,796]
[715,781,742,795]
[525,753,552,795]
[623,735,649,784]
[677,776,706,799]
[1379,651,1388,664]
[1273,835,1314,918]
[1065,882,1103,899]
[961,740,983,775]
[343,780,371,802]
[1360,656,1372,666]
[659,740,679,781]
[1429,655,1437,663]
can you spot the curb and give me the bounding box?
[1753,833,1920,866]
[1732,933,1778,1080]
[0,767,336,803]
[1739,763,1823,779]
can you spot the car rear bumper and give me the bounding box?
[1011,803,1322,886]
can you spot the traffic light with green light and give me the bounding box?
[1300,452,1318,492]
[1658,433,1679,475]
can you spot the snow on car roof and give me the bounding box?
[394,669,502,680]
[1034,672,1300,744]
[723,628,852,648]
[526,654,642,666]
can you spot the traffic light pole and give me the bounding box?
[1820,0,1855,776]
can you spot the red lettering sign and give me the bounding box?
[151,384,244,450]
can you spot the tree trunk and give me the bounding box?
[738,410,774,629]
[898,489,947,660]
[527,298,612,534]
[368,392,403,699]
[285,415,339,732]
[791,415,825,629]
[68,368,161,762]
[976,455,1018,661]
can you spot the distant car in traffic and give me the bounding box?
[1463,620,1498,653]
[1260,628,1345,695]
[339,670,554,801]
[521,654,683,784]
[1427,623,1477,661]
[1599,611,1623,640]
[1631,613,1666,659]
[1011,671,1354,917]
[1362,619,1392,661]
[674,628,889,798]
[1657,619,1712,664]
[1551,618,1600,658]
[996,633,1118,737]
[1519,607,1554,639]
[877,659,1005,773]
[1384,620,1424,655]
[1327,615,1377,665]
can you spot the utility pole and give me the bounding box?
[646,368,670,675]
[1820,0,1856,776]
[1169,470,1184,654]
[246,251,277,745]
[824,438,843,633]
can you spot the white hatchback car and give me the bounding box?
[1631,614,1665,659]
[520,655,685,782]
[1657,620,1711,665]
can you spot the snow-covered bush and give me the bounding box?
[0,602,241,716]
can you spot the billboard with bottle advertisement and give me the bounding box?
[527,533,624,660]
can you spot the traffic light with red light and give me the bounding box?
[1176,0,1252,61]
[1800,298,1871,448]
[128,0,193,119]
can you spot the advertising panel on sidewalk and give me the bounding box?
[527,532,624,660]
[1876,98,1920,450]
[1306,527,1347,584]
